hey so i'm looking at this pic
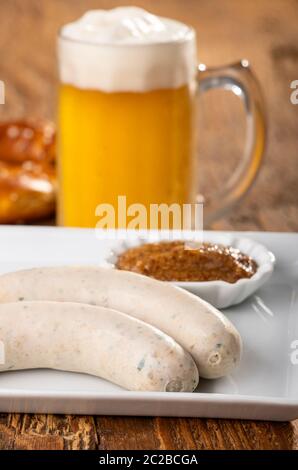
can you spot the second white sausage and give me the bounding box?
[0,301,199,392]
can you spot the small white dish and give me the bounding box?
[104,233,275,309]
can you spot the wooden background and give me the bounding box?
[0,0,298,450]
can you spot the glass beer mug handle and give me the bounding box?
[198,59,266,225]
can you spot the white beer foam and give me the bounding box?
[58,7,197,92]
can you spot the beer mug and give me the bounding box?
[58,7,265,228]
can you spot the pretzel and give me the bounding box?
[0,120,56,223]
[0,120,55,164]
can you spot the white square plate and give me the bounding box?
[0,226,297,421]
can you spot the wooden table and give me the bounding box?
[0,0,298,450]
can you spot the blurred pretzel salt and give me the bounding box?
[0,120,55,164]
[0,120,56,223]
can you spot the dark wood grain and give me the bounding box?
[0,0,298,450]
[0,414,297,450]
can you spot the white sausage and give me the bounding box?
[0,266,242,378]
[0,301,198,392]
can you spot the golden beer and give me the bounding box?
[58,8,265,227]
[58,8,198,228]
[58,84,195,227]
